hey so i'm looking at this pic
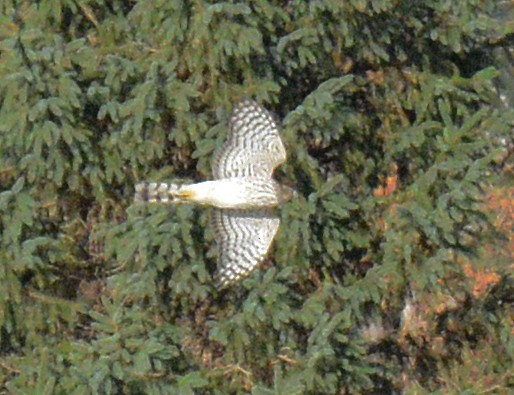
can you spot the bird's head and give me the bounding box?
[275,183,297,203]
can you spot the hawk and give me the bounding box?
[135,99,294,288]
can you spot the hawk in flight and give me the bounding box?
[135,99,294,288]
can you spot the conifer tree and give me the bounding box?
[0,1,512,393]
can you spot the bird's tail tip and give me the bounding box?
[134,182,181,203]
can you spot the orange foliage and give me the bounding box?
[374,175,398,197]
[484,187,514,261]
[460,261,501,299]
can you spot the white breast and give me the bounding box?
[180,179,254,208]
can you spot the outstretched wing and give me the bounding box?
[210,208,280,288]
[212,99,286,180]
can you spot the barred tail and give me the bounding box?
[134,182,180,203]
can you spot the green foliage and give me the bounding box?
[1,0,512,393]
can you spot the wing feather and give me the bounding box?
[212,99,286,180]
[210,208,280,288]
